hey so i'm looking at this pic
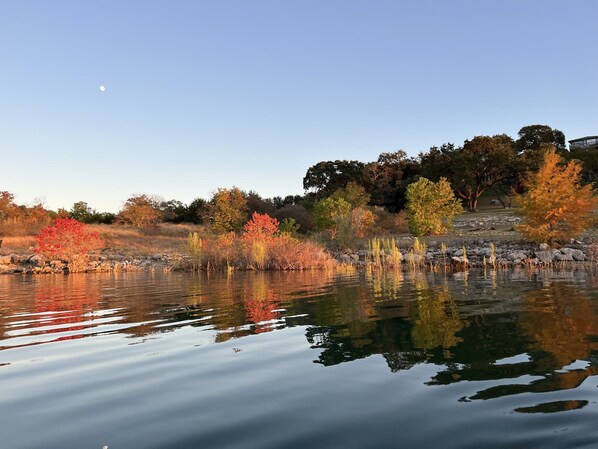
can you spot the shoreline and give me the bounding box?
[1,238,596,275]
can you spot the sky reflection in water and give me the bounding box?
[0,270,597,449]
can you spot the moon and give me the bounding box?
[99,84,106,92]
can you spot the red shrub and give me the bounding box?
[242,212,279,241]
[35,218,104,272]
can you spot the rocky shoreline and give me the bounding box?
[0,253,177,275]
[337,237,597,269]
[1,237,597,274]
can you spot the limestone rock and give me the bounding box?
[554,252,574,262]
[29,255,45,267]
[560,248,585,261]
[507,251,528,262]
[535,250,555,264]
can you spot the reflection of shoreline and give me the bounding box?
[1,271,598,406]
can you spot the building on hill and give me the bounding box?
[569,136,598,150]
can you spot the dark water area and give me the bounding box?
[1,270,598,449]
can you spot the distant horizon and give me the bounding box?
[2,1,597,212]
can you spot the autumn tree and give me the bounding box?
[206,187,248,233]
[117,194,162,227]
[35,218,104,272]
[406,177,463,236]
[0,191,21,222]
[242,212,279,241]
[23,203,51,225]
[517,147,598,244]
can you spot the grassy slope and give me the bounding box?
[0,223,201,256]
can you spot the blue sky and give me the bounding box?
[1,0,597,212]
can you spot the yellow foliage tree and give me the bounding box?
[517,146,598,243]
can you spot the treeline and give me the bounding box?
[2,124,595,236]
[303,124,595,213]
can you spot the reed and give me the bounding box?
[413,237,427,257]
[489,242,496,269]
[186,232,204,271]
[383,238,403,268]
[441,242,447,268]
[406,237,427,270]
[369,237,382,267]
[250,240,267,270]
[368,237,403,269]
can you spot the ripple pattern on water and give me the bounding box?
[1,270,598,449]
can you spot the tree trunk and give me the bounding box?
[468,197,478,212]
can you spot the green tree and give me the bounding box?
[312,197,352,230]
[368,151,421,211]
[421,136,517,212]
[515,124,566,155]
[70,201,96,223]
[303,160,369,198]
[187,198,207,224]
[329,181,370,208]
[245,190,275,216]
[272,204,313,233]
[406,177,463,236]
[206,187,248,233]
[515,125,567,182]
[567,146,598,187]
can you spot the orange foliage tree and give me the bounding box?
[35,218,104,272]
[117,195,161,227]
[517,146,598,244]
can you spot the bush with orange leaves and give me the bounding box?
[193,212,335,270]
[35,218,104,272]
[517,146,598,244]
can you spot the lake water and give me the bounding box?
[1,270,597,449]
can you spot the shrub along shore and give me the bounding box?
[2,131,598,274]
[1,235,596,275]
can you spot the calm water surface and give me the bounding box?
[1,270,598,449]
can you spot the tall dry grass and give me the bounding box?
[368,237,403,269]
[186,233,335,271]
[0,222,203,256]
[90,223,201,256]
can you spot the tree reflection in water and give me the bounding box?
[1,269,597,408]
[302,270,598,406]
[427,274,598,404]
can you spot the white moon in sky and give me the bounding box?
[99,85,106,92]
